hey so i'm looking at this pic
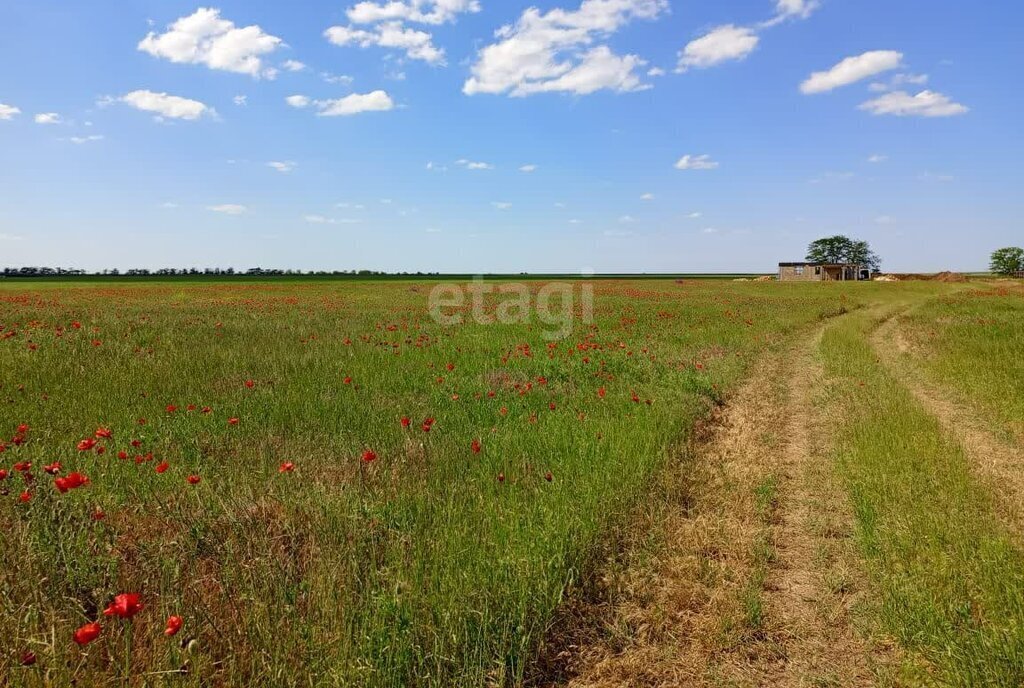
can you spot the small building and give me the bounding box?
[778,262,870,282]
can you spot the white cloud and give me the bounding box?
[303,214,360,224]
[34,112,62,125]
[282,59,307,72]
[893,72,928,86]
[285,95,311,108]
[66,135,104,144]
[0,103,20,120]
[463,0,666,97]
[456,158,493,170]
[568,218,581,224]
[859,90,968,117]
[208,204,247,215]
[776,0,818,19]
[314,90,395,116]
[346,0,480,25]
[647,66,665,77]
[138,8,283,78]
[675,154,719,170]
[519,164,538,172]
[321,72,355,85]
[677,25,758,72]
[233,94,248,106]
[121,90,213,120]
[267,161,297,173]
[325,22,444,64]
[687,211,702,218]
[702,227,719,233]
[800,50,903,94]
[640,192,654,200]
[492,201,512,209]
[867,153,888,163]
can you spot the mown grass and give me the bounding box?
[0,279,877,687]
[897,283,1024,442]
[819,306,1024,686]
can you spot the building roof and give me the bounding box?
[778,262,864,267]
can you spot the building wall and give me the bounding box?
[778,265,822,282]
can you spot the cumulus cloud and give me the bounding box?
[315,90,395,116]
[519,164,538,172]
[347,0,480,25]
[325,23,444,64]
[463,0,666,97]
[0,103,20,120]
[34,112,63,125]
[281,59,306,72]
[267,161,297,173]
[676,25,758,72]
[120,90,213,120]
[868,153,888,163]
[233,94,248,106]
[776,0,818,19]
[285,95,311,108]
[800,50,903,94]
[675,154,719,170]
[456,159,493,170]
[66,135,104,144]
[139,8,283,78]
[640,192,654,200]
[208,204,247,215]
[859,90,968,117]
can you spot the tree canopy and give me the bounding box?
[990,247,1024,276]
[806,235,881,271]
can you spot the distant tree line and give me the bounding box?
[990,247,1024,276]
[0,267,444,278]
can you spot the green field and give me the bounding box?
[2,278,1023,686]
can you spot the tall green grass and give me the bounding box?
[1,280,881,686]
[819,308,1024,685]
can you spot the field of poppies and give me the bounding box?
[1,278,876,686]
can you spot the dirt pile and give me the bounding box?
[933,271,968,283]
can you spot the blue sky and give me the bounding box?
[0,0,1020,273]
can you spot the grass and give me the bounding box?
[896,282,1024,441]
[0,278,864,686]
[818,305,1024,686]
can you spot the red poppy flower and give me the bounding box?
[497,472,506,483]
[18,490,31,503]
[55,472,89,493]
[73,622,102,646]
[0,469,8,481]
[244,379,255,388]
[166,405,177,413]
[43,462,61,475]
[164,615,183,637]
[279,462,295,473]
[92,508,106,521]
[103,593,143,619]
[16,423,29,434]
[544,471,553,482]
[19,650,36,666]
[343,376,352,385]
[400,417,411,428]
[201,406,212,414]
[187,475,201,485]
[186,404,196,411]
[155,461,169,474]
[94,427,112,439]
[361,450,377,464]
[14,462,31,472]
[77,438,96,451]
[549,402,556,410]
[96,446,106,455]
[471,439,481,454]
[228,417,239,426]
[71,321,82,329]
[598,387,606,399]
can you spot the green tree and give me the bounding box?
[806,235,881,271]
[990,247,1024,276]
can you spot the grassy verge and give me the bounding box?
[818,307,1024,685]
[896,283,1024,442]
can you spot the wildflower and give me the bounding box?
[361,450,377,464]
[18,490,31,503]
[55,472,88,493]
[244,379,255,388]
[497,472,506,483]
[92,508,106,521]
[19,650,36,666]
[279,462,295,473]
[544,471,553,482]
[598,387,606,399]
[165,405,177,413]
[228,417,239,426]
[77,438,97,451]
[73,622,102,646]
[164,615,183,637]
[130,439,142,448]
[43,462,61,475]
[187,475,201,485]
[400,417,411,428]
[155,461,169,474]
[0,469,7,481]
[471,439,481,454]
[117,450,128,460]
[94,427,112,439]
[103,593,143,619]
